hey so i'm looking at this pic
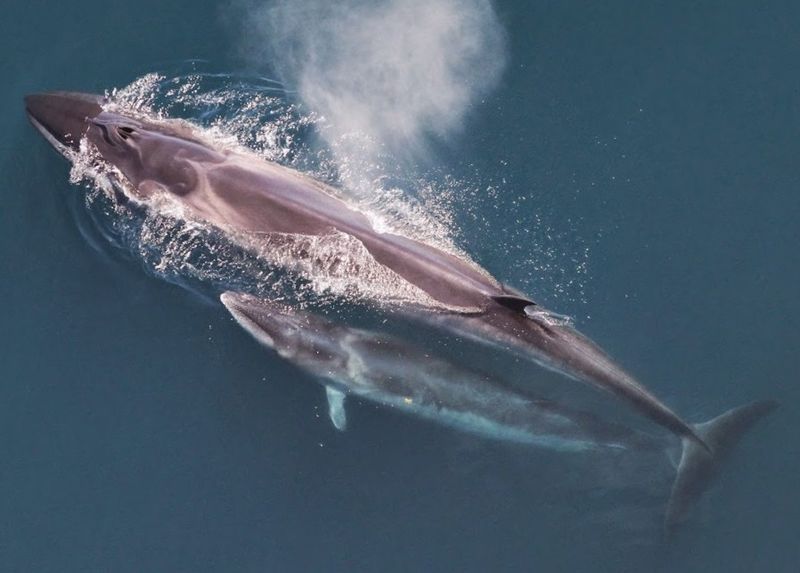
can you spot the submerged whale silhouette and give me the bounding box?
[220,292,776,531]
[25,91,773,459]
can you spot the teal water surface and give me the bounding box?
[1,1,798,571]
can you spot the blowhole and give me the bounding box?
[117,126,135,140]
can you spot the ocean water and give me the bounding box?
[2,1,798,572]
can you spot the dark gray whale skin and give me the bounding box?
[24,91,705,446]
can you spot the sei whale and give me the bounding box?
[24,91,763,450]
[220,292,776,531]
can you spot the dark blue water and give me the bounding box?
[2,1,798,571]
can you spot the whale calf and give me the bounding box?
[220,292,776,530]
[24,91,755,448]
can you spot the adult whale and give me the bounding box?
[23,91,720,447]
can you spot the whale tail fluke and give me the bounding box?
[665,399,778,534]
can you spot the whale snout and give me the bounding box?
[220,292,306,350]
[25,92,104,150]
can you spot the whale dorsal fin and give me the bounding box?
[326,386,347,431]
[491,294,537,313]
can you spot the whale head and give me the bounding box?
[220,292,350,378]
[25,91,224,198]
[25,92,103,152]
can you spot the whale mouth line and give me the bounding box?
[27,113,72,156]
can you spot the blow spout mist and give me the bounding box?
[239,0,507,163]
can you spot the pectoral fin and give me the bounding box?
[326,386,347,431]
